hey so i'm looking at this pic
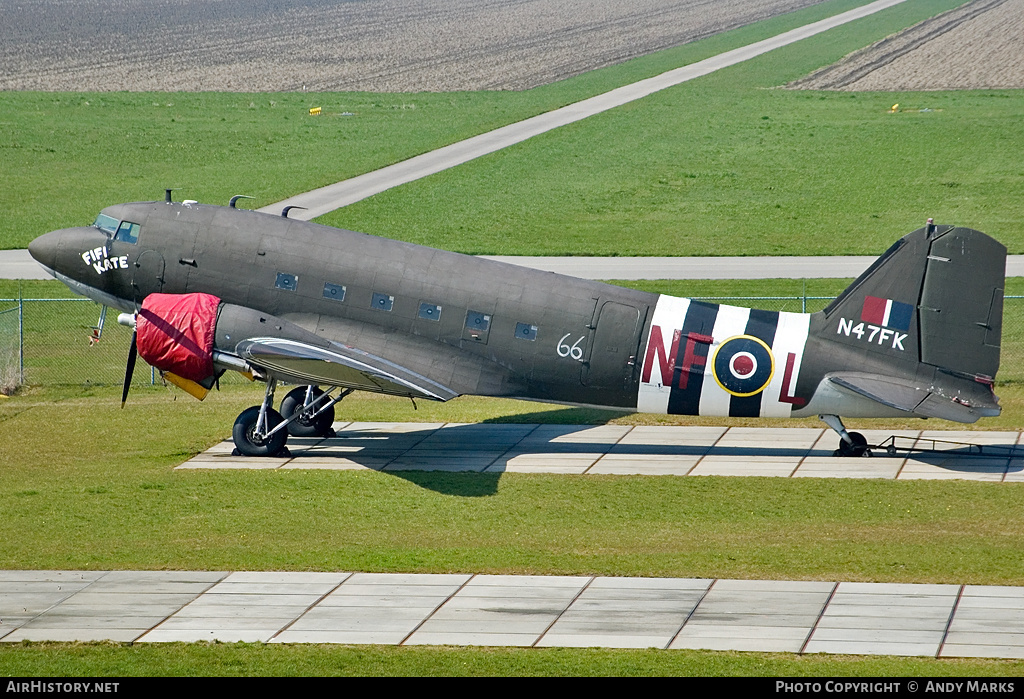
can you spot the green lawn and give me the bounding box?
[2,643,1022,677]
[2,380,1023,581]
[0,90,554,249]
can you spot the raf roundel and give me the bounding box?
[712,335,775,397]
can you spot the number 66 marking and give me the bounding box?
[557,333,585,361]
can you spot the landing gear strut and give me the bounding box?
[820,414,870,457]
[232,378,289,457]
[231,381,353,456]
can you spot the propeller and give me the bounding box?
[117,313,138,408]
[122,331,137,408]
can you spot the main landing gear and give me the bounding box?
[820,414,871,457]
[280,386,336,438]
[231,380,352,456]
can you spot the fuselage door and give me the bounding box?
[583,301,643,390]
[132,249,165,302]
[130,212,200,303]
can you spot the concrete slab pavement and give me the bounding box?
[805,582,961,657]
[179,423,1024,482]
[5,570,1024,658]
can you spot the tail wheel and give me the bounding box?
[835,431,870,457]
[280,386,335,437]
[233,406,288,456]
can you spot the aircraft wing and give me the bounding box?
[827,372,999,423]
[234,337,459,402]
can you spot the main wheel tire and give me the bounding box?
[280,386,335,437]
[837,431,870,457]
[232,406,288,456]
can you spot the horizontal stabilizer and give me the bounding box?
[828,372,999,424]
[235,337,459,401]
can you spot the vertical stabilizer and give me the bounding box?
[819,224,1005,379]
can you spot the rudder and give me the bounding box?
[918,227,1004,378]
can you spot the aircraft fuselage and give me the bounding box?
[29,200,1003,431]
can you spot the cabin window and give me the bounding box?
[275,273,298,291]
[465,311,490,332]
[515,322,539,341]
[371,292,394,312]
[418,302,442,321]
[323,283,346,301]
[113,221,140,244]
[93,214,120,236]
[463,310,491,343]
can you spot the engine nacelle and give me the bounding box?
[129,292,335,391]
[136,292,220,383]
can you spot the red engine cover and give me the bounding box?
[136,293,221,383]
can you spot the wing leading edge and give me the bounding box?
[235,337,459,402]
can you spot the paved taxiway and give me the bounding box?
[7,249,1024,281]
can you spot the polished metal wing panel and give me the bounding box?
[235,337,459,401]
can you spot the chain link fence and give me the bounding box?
[0,297,252,391]
[1,296,1021,390]
[0,302,20,394]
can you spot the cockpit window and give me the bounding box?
[114,221,140,244]
[93,214,119,236]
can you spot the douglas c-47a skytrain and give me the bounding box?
[29,194,1005,458]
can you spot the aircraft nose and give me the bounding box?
[28,228,63,271]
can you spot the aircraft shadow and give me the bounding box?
[287,423,1024,496]
[479,407,632,424]
[898,446,1024,469]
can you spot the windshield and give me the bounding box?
[93,213,119,236]
[114,221,140,244]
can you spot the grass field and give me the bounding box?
[4,0,1024,677]
[324,0,1024,255]
[3,382,1024,581]
[9,0,1021,258]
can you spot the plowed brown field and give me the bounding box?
[788,0,1024,90]
[0,0,823,92]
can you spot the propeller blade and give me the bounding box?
[122,330,137,408]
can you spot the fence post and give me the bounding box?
[18,282,24,385]
[802,280,807,314]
